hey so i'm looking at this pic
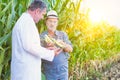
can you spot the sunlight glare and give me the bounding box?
[89,9,105,23]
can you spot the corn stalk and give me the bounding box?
[0,0,33,79]
[0,0,120,80]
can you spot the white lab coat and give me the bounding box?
[11,12,54,80]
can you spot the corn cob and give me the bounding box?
[44,35,65,48]
[55,41,65,48]
[51,38,65,48]
[44,35,53,43]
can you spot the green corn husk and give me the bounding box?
[44,35,65,48]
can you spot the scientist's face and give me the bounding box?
[34,8,46,23]
[46,18,58,32]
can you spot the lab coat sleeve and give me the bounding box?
[20,20,54,61]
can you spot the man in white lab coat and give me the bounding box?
[11,1,62,80]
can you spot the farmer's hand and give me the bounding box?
[57,39,73,53]
[56,39,66,46]
[54,47,62,56]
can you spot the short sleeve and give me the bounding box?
[63,32,72,47]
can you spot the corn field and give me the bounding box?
[0,0,120,80]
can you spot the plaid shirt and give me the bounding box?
[40,30,72,80]
[40,30,72,65]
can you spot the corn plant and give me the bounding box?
[0,0,33,79]
[0,0,120,80]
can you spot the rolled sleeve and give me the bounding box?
[63,32,72,47]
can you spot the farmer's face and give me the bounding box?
[46,18,58,32]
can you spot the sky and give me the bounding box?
[80,0,120,28]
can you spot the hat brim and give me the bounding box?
[47,16,58,19]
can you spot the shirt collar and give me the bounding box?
[46,30,59,36]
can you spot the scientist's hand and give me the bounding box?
[54,48,62,56]
[46,42,54,47]
[46,46,56,50]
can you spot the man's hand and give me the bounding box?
[56,39,66,46]
[46,46,62,56]
[46,42,54,47]
[54,48,62,56]
[46,46,56,50]
[63,44,73,52]
[57,39,73,53]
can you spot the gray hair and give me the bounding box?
[28,0,46,11]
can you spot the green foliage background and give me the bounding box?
[0,0,120,80]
